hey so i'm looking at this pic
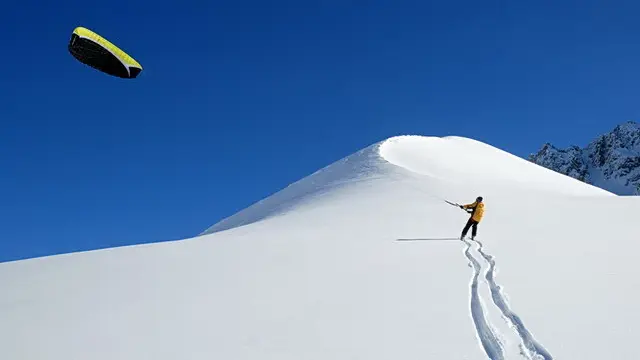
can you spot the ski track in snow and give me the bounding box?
[473,239,554,360]
[462,237,553,360]
[462,239,505,360]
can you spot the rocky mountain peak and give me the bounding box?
[529,121,640,195]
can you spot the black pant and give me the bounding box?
[461,218,479,238]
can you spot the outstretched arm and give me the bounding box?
[460,202,477,209]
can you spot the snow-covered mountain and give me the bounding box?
[529,121,640,195]
[1,135,639,360]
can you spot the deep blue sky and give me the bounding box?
[2,0,639,262]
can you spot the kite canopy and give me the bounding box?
[68,27,142,79]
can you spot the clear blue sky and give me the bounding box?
[2,0,639,262]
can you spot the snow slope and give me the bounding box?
[1,135,638,360]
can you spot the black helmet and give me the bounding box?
[476,196,483,202]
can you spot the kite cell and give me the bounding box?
[68,27,142,79]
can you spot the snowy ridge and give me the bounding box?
[2,134,639,360]
[203,135,612,235]
[201,141,394,235]
[379,135,613,196]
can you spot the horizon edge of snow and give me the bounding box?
[200,134,615,237]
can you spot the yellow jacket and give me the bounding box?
[463,201,484,222]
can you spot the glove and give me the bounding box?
[459,205,464,209]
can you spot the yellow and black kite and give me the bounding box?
[68,27,142,79]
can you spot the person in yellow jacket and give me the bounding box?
[459,196,484,240]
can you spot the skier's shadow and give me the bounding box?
[396,238,460,241]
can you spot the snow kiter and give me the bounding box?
[68,26,142,79]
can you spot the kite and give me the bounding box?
[68,26,142,79]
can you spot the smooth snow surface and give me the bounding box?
[1,135,638,360]
[380,136,614,197]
